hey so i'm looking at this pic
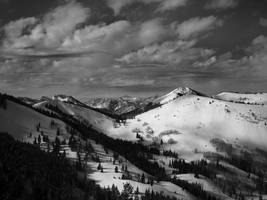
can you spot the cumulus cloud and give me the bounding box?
[2,11,171,58]
[193,35,267,82]
[155,0,189,12]
[2,0,258,97]
[3,1,89,49]
[58,18,170,56]
[205,0,239,10]
[138,19,169,45]
[117,40,215,66]
[243,35,267,76]
[259,17,267,27]
[176,16,223,39]
[116,16,222,67]
[106,0,189,15]
[61,20,131,52]
[0,3,177,95]
[4,17,37,42]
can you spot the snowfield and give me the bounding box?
[0,100,68,139]
[111,88,267,157]
[215,92,267,104]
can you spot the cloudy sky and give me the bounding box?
[1,0,267,98]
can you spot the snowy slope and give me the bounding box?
[174,174,234,200]
[88,140,195,200]
[33,98,116,135]
[113,93,267,156]
[215,92,267,104]
[153,87,199,105]
[0,99,68,139]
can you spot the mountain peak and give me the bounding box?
[153,87,202,105]
[51,94,85,106]
[171,87,195,95]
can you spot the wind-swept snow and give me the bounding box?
[112,94,267,156]
[215,92,267,104]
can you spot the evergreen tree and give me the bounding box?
[53,136,61,155]
[97,163,102,171]
[121,183,133,199]
[141,173,145,183]
[38,135,41,145]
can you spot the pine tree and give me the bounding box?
[121,183,133,199]
[53,137,61,155]
[57,128,60,136]
[115,166,118,173]
[97,163,102,171]
[33,137,37,145]
[38,135,41,145]
[141,173,145,183]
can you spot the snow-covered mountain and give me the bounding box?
[110,87,267,155]
[152,87,206,105]
[32,95,116,135]
[85,95,158,115]
[8,87,267,153]
[1,88,267,200]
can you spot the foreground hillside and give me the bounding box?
[0,133,181,200]
[0,94,200,199]
[0,97,68,140]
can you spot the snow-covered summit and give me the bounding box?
[153,87,202,105]
[52,95,84,106]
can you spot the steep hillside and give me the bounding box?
[0,98,68,139]
[33,97,116,135]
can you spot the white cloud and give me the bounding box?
[155,0,189,12]
[57,18,171,56]
[106,0,189,15]
[3,1,89,49]
[4,17,37,42]
[61,20,131,51]
[176,16,223,39]
[205,0,238,10]
[138,19,169,45]
[0,1,229,95]
[117,40,215,66]
[106,0,133,15]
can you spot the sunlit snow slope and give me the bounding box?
[113,87,267,154]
